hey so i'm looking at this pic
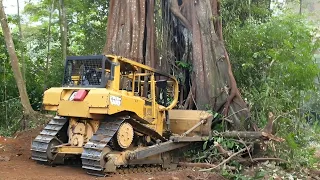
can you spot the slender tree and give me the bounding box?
[58,0,67,62]
[0,0,36,128]
[299,0,302,14]
[44,0,55,90]
[16,0,25,81]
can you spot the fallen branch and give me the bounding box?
[261,132,285,142]
[214,142,232,157]
[251,157,288,163]
[218,131,284,142]
[178,162,236,170]
[237,135,253,162]
[236,157,288,166]
[199,145,252,172]
[310,169,320,176]
[224,108,248,119]
[311,175,320,180]
[261,112,275,134]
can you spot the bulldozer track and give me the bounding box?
[31,116,68,162]
[87,164,184,177]
[81,116,169,175]
[31,115,179,176]
[81,117,125,172]
[112,165,180,175]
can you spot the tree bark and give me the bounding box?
[16,0,25,81]
[104,0,251,130]
[58,0,67,62]
[0,0,35,125]
[169,0,250,129]
[103,0,157,67]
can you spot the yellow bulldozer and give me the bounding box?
[31,55,213,175]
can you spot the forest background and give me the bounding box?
[0,0,320,178]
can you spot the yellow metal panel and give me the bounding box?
[58,100,90,118]
[85,89,109,107]
[44,105,58,111]
[56,145,83,154]
[154,109,165,135]
[89,107,108,114]
[150,73,156,118]
[169,110,213,136]
[43,88,63,105]
[144,106,153,120]
[61,89,75,101]
[104,90,145,118]
[71,76,80,85]
[110,56,120,90]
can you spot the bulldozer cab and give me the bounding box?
[63,55,115,88]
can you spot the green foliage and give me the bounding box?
[176,60,192,71]
[67,0,109,55]
[227,14,319,94]
[221,0,271,25]
[225,11,320,171]
[188,136,244,164]
[1,2,319,178]
[0,0,109,136]
[0,31,24,136]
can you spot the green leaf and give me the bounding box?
[213,112,219,118]
[203,141,208,150]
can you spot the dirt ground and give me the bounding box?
[0,128,224,180]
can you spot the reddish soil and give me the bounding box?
[0,128,224,180]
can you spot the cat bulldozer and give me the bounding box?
[31,55,213,175]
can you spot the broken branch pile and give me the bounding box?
[180,112,286,172]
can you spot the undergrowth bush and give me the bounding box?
[224,12,320,171]
[0,99,23,136]
[185,13,320,178]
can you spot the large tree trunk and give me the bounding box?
[169,0,250,129]
[103,0,157,67]
[0,0,36,127]
[104,0,251,130]
[58,0,67,62]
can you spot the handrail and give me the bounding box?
[106,55,179,111]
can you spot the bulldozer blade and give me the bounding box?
[169,110,213,137]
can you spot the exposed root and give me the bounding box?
[169,0,192,31]
[183,79,196,110]
[221,51,245,118]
